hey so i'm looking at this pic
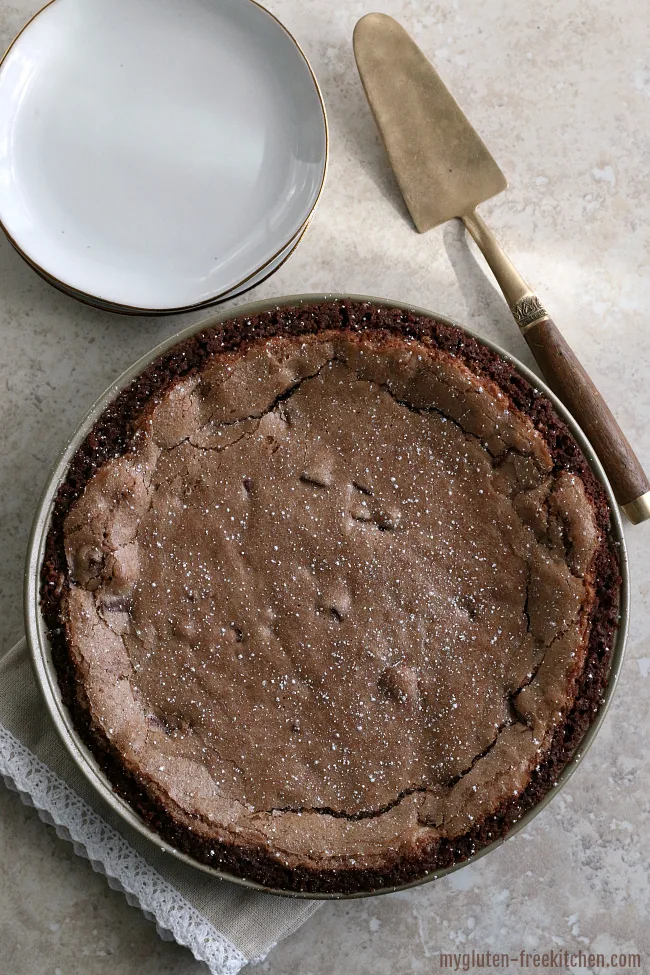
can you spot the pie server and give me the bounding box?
[354,12,650,525]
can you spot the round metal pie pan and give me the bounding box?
[24,294,630,898]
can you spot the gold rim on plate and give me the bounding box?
[15,217,313,317]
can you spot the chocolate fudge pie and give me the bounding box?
[41,300,620,893]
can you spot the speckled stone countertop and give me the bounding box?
[1,0,649,972]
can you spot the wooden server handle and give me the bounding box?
[462,209,650,524]
[522,316,650,521]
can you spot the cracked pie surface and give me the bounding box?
[41,302,620,893]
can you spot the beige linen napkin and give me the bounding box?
[0,639,322,973]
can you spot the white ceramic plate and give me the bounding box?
[0,0,327,313]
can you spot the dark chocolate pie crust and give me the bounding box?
[40,300,620,894]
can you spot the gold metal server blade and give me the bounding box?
[353,12,507,233]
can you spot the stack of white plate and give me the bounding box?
[0,0,328,313]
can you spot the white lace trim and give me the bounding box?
[0,721,247,975]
